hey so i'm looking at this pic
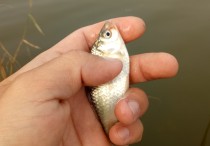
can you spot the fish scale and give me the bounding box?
[88,21,130,140]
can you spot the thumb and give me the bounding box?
[9,51,122,101]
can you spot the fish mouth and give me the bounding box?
[101,21,117,33]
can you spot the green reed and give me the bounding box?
[0,0,44,81]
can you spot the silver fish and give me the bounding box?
[88,21,130,135]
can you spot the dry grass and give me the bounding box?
[0,0,44,81]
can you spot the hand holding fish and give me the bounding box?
[0,17,178,146]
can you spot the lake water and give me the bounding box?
[0,0,210,146]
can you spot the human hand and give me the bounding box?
[0,17,178,146]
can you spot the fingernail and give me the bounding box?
[127,100,140,119]
[103,57,120,62]
[117,127,130,140]
[103,57,122,66]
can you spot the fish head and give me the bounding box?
[91,21,128,60]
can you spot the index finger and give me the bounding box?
[51,16,145,53]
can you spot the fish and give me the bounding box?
[88,21,130,135]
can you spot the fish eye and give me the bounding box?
[103,30,112,39]
[106,31,111,37]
